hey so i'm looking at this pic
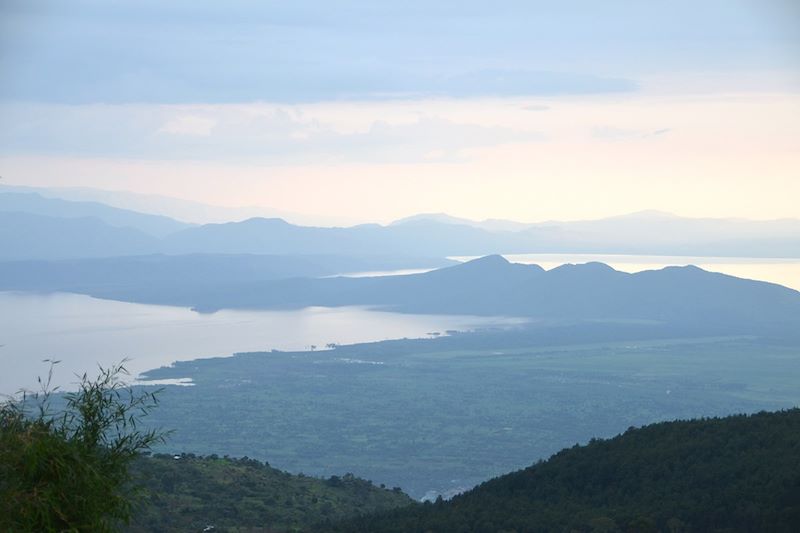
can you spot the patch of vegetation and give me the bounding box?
[326,409,800,532]
[127,453,413,532]
[0,362,166,532]
[140,333,800,498]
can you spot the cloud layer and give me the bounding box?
[2,0,797,103]
[2,92,798,223]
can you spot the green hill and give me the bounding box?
[324,409,800,532]
[126,454,412,532]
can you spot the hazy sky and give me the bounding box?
[1,0,799,223]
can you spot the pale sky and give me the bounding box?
[1,1,799,224]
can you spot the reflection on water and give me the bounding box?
[3,253,796,394]
[325,268,435,278]
[450,254,800,291]
[131,377,195,387]
[0,291,522,395]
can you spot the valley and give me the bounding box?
[138,332,800,499]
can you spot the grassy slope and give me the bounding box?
[127,454,412,532]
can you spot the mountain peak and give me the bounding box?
[615,210,678,220]
[461,254,510,267]
[390,213,473,226]
[237,217,291,226]
[549,261,619,276]
[430,255,513,277]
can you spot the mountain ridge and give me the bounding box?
[2,189,799,259]
[126,454,412,532]
[0,192,191,237]
[22,256,793,335]
[0,211,160,260]
[325,409,800,532]
[192,258,800,331]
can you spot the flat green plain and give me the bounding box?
[140,332,800,499]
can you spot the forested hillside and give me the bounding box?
[325,409,800,532]
[127,454,412,532]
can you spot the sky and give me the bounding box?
[1,0,799,224]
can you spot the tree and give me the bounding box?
[0,361,167,532]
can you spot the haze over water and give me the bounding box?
[0,291,524,396]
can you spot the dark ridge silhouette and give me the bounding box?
[9,254,792,334]
[156,257,800,331]
[128,454,412,532]
[325,409,800,532]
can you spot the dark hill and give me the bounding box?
[127,453,412,532]
[176,256,800,332]
[326,409,800,532]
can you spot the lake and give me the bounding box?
[3,253,797,396]
[0,291,523,395]
[449,254,800,291]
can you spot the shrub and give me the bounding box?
[0,361,167,532]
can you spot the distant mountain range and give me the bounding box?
[158,256,800,330]
[0,187,798,260]
[160,210,800,258]
[4,254,797,335]
[0,211,159,260]
[392,212,535,232]
[0,192,191,237]
[0,184,353,226]
[1,186,798,333]
[393,210,800,257]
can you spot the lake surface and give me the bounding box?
[0,291,523,395]
[450,254,800,291]
[3,253,797,395]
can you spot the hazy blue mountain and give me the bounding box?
[0,192,191,237]
[0,184,356,226]
[0,254,454,297]
[395,210,800,257]
[392,212,535,232]
[22,254,796,333]
[2,187,798,260]
[162,217,525,256]
[163,212,800,258]
[530,210,800,257]
[2,185,798,259]
[0,211,159,260]
[182,256,800,331]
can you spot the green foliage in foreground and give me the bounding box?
[326,409,800,533]
[0,362,166,532]
[127,453,413,532]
